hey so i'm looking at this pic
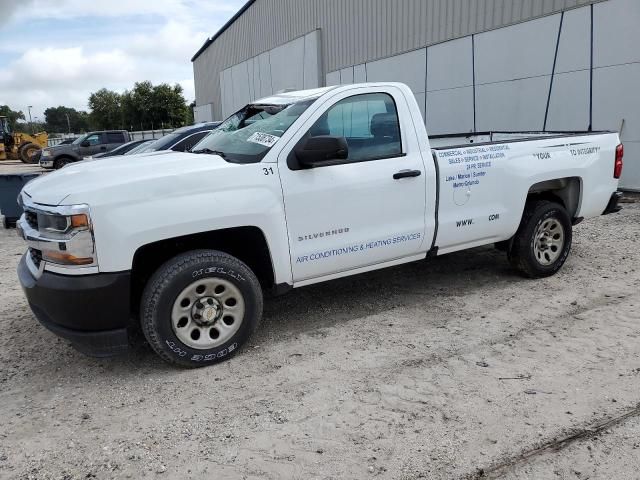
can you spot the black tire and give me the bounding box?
[53,156,73,169]
[508,200,572,278]
[140,249,263,368]
[19,142,40,164]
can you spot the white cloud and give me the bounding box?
[0,0,245,120]
[128,20,208,63]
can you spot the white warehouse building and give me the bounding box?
[192,0,640,190]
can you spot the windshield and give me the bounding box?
[191,98,317,163]
[126,140,154,155]
[71,134,88,145]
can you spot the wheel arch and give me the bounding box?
[526,176,582,219]
[130,226,276,316]
[52,154,77,165]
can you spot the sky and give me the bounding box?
[0,0,246,120]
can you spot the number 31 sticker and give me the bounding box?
[247,132,280,147]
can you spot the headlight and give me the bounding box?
[41,150,51,157]
[37,212,89,234]
[19,202,97,267]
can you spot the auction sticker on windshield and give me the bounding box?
[247,132,280,147]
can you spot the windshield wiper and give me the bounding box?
[190,148,226,158]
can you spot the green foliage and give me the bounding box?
[4,80,192,135]
[0,105,26,129]
[88,88,122,130]
[121,81,190,130]
[88,81,191,131]
[44,106,91,133]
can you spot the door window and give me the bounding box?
[84,134,102,145]
[306,93,402,162]
[106,132,125,143]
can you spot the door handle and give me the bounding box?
[100,146,107,150]
[393,169,422,180]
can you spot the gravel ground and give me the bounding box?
[0,201,639,480]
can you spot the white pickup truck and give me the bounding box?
[16,83,624,367]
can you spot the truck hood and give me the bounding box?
[23,151,231,206]
[44,144,78,155]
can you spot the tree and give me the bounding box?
[44,106,90,133]
[88,89,122,130]
[88,81,192,131]
[0,105,25,130]
[121,81,190,130]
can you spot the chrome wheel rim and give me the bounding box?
[533,218,564,266]
[171,277,245,349]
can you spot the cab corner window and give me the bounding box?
[307,92,402,163]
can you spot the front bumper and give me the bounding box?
[602,191,623,215]
[17,254,132,357]
[39,158,54,169]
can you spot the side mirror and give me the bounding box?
[294,135,348,169]
[80,141,90,147]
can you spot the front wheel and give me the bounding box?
[140,250,263,367]
[508,200,572,278]
[53,157,72,169]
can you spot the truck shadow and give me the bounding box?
[257,245,521,341]
[15,245,531,378]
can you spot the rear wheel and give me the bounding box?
[140,250,263,368]
[508,200,572,278]
[19,143,40,164]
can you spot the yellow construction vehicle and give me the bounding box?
[0,116,48,164]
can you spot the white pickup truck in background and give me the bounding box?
[16,82,623,367]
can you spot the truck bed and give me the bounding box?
[429,129,621,256]
[429,130,614,150]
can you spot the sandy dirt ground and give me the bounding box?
[0,201,639,480]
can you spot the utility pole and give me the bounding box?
[27,106,33,134]
[65,113,71,134]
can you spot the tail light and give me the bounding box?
[614,144,624,179]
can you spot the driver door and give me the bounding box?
[79,133,105,157]
[278,87,428,283]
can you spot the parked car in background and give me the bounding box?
[40,130,131,169]
[135,122,221,154]
[88,139,154,159]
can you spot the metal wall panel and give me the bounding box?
[474,15,560,84]
[618,143,640,191]
[339,66,354,85]
[555,5,591,73]
[426,36,473,91]
[353,64,367,83]
[217,31,321,117]
[545,70,591,131]
[475,76,551,131]
[593,0,640,67]
[426,87,475,134]
[365,48,427,93]
[194,0,605,119]
[325,71,340,86]
[592,63,640,140]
